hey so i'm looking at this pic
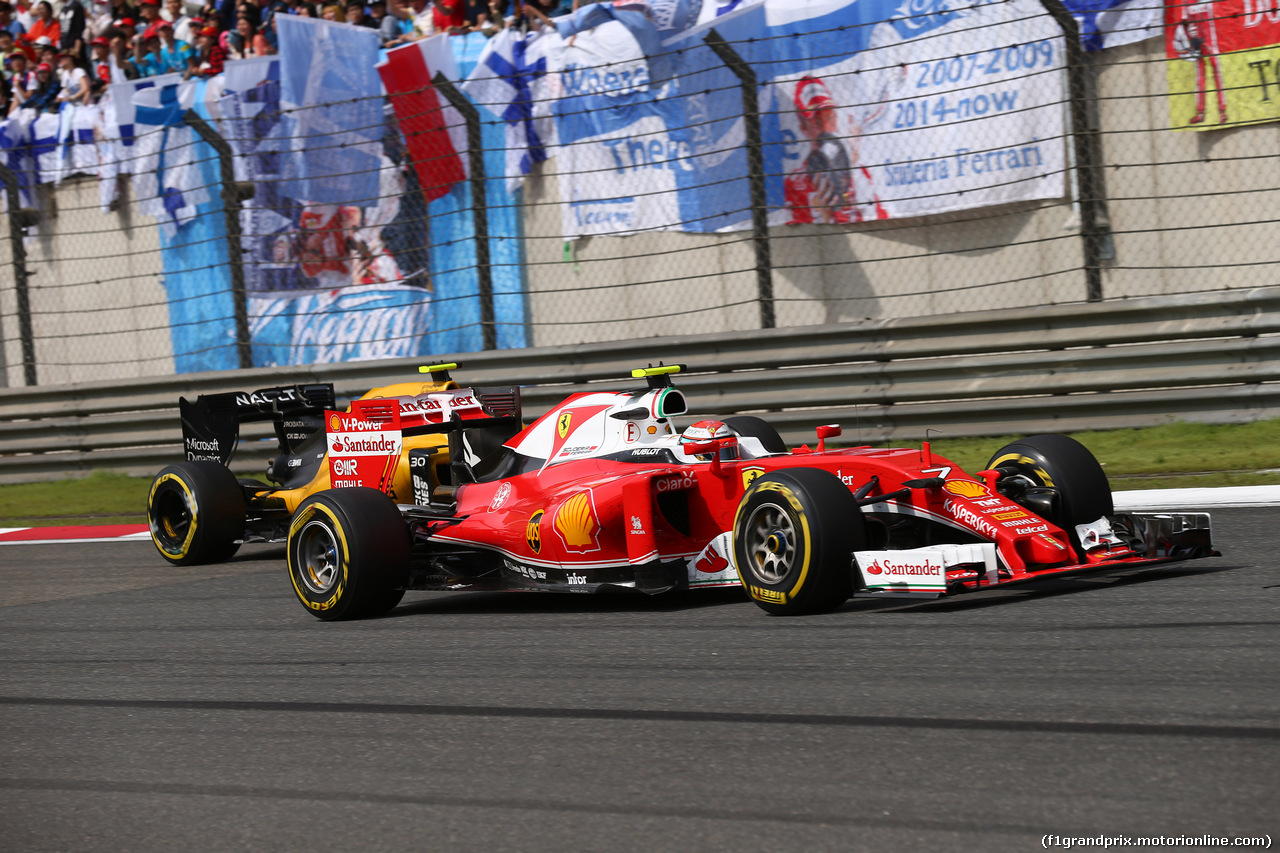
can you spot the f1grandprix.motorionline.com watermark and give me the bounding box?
[1043,836,1271,849]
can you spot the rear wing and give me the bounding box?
[179,384,336,467]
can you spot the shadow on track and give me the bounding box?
[386,587,749,618]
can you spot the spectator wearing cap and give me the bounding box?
[5,52,33,113]
[112,15,135,39]
[0,2,26,38]
[22,59,59,110]
[88,33,108,88]
[185,23,220,76]
[55,50,89,103]
[35,35,54,64]
[131,26,163,74]
[58,0,86,59]
[137,0,161,36]
[153,20,188,70]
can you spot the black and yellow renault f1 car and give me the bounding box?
[146,364,521,565]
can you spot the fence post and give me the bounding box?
[183,111,254,369]
[704,29,775,329]
[1038,0,1108,302]
[0,164,39,386]
[432,72,497,351]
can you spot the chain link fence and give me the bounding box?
[1,1,1277,388]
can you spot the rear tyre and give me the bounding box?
[722,416,787,455]
[288,487,409,621]
[733,468,865,615]
[987,434,1112,552]
[148,461,244,566]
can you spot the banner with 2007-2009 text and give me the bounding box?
[552,0,1067,237]
[1165,0,1280,130]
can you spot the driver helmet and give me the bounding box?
[680,420,739,460]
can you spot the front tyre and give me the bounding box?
[148,461,245,566]
[288,487,409,621]
[732,468,865,616]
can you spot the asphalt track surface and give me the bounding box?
[0,509,1276,852]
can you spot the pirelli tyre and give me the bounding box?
[148,461,245,566]
[288,487,410,621]
[987,434,1113,553]
[732,468,865,616]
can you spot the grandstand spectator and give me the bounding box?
[385,0,435,41]
[19,0,56,48]
[137,0,163,38]
[0,1,25,38]
[22,59,59,110]
[4,49,33,112]
[34,34,54,64]
[58,0,87,59]
[363,0,384,28]
[154,20,191,70]
[112,15,135,41]
[289,0,313,16]
[131,29,163,74]
[432,0,464,31]
[186,22,221,75]
[343,1,367,26]
[319,2,337,18]
[0,28,15,61]
[85,0,114,40]
[107,29,138,77]
[55,50,89,102]
[379,0,410,44]
[253,0,284,48]
[88,33,108,89]
[226,14,265,56]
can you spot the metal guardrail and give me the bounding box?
[1,288,1278,483]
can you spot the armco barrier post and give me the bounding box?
[704,29,775,329]
[0,164,39,385]
[1038,0,1109,302]
[432,73,497,351]
[183,111,254,369]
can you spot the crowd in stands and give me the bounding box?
[0,0,577,115]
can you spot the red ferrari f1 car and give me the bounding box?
[286,365,1216,619]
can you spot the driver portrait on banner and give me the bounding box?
[784,75,888,225]
[1172,0,1227,126]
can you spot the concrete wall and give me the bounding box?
[2,177,174,387]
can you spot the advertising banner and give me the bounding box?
[553,0,1067,238]
[326,401,403,493]
[1165,0,1280,129]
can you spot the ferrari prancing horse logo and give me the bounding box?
[557,412,572,439]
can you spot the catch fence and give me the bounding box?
[0,1,1278,388]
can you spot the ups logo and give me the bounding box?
[526,509,544,553]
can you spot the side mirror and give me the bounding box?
[815,424,841,452]
[683,436,737,475]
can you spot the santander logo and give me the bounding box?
[866,561,884,575]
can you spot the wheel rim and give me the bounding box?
[151,485,192,552]
[743,502,797,583]
[296,519,341,595]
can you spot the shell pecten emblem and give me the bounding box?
[553,491,601,553]
[943,480,989,498]
[329,413,341,432]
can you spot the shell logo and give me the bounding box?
[329,414,341,432]
[553,491,601,553]
[943,480,989,498]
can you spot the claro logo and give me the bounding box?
[655,473,696,493]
